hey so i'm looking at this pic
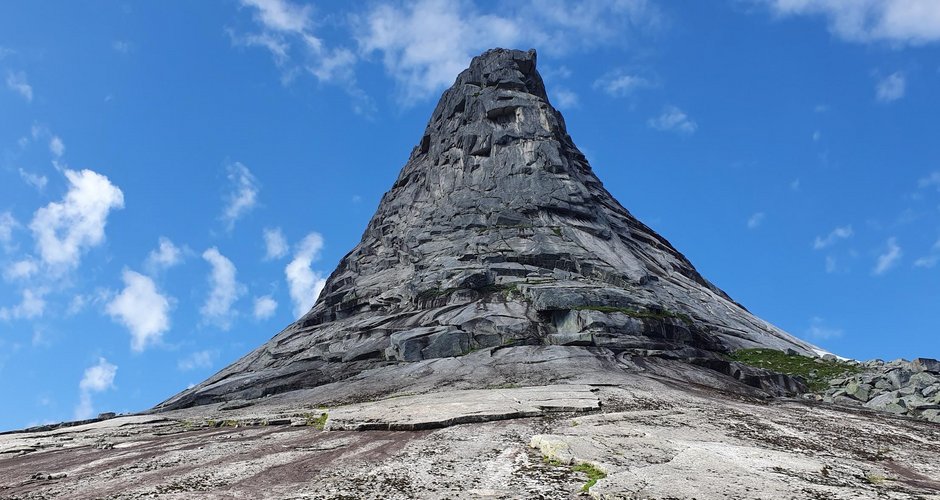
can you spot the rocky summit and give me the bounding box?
[4,49,937,500]
[161,48,819,411]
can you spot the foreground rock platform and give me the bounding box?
[3,373,938,499]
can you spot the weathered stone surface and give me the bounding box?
[159,48,820,411]
[913,357,940,373]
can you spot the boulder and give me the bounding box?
[912,358,940,373]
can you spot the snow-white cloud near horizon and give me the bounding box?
[760,0,940,45]
[6,71,33,102]
[221,162,259,230]
[145,237,183,273]
[263,227,288,260]
[813,225,853,249]
[647,105,697,134]
[285,232,326,319]
[75,357,117,420]
[253,295,278,319]
[29,169,125,270]
[106,270,172,351]
[873,237,902,275]
[875,72,905,102]
[201,247,246,329]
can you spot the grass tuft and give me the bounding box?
[728,348,862,392]
[572,462,607,492]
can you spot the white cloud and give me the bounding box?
[647,105,697,134]
[221,162,259,230]
[0,212,18,247]
[29,169,125,269]
[285,232,326,318]
[918,171,940,191]
[0,288,46,321]
[747,212,766,229]
[813,225,853,249]
[913,239,940,268]
[4,258,39,281]
[593,71,652,96]
[112,40,131,54]
[49,135,65,157]
[254,295,278,319]
[806,316,843,340]
[552,87,579,109]
[145,236,183,273]
[760,0,940,45]
[6,71,33,102]
[106,270,172,351]
[875,72,905,102]
[201,247,245,329]
[872,237,902,275]
[355,0,660,104]
[75,357,117,420]
[18,168,48,191]
[825,255,838,273]
[263,227,288,260]
[178,350,217,372]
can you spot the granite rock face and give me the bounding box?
[160,48,819,410]
[823,358,940,423]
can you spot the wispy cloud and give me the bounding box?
[0,288,46,321]
[178,350,217,372]
[759,0,940,45]
[106,269,172,351]
[806,316,843,340]
[6,71,33,102]
[747,212,766,229]
[876,72,905,102]
[263,227,288,260]
[593,70,652,97]
[18,168,47,191]
[813,225,853,250]
[552,87,579,109]
[913,238,940,268]
[221,162,259,231]
[74,357,117,420]
[873,237,902,275]
[285,232,326,319]
[647,105,697,134]
[918,171,940,191]
[201,247,245,329]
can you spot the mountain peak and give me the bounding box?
[160,48,819,410]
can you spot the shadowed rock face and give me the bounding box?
[160,48,819,410]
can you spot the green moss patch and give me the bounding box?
[728,348,861,392]
[572,462,607,491]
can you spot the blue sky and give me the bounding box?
[1,0,939,430]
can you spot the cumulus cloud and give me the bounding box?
[18,168,48,191]
[0,288,46,321]
[872,237,902,275]
[178,350,217,372]
[263,227,288,260]
[106,270,172,351]
[6,71,32,102]
[285,232,326,319]
[760,0,940,45]
[875,72,905,102]
[355,0,661,104]
[75,357,117,420]
[813,225,853,249]
[29,169,125,270]
[201,247,245,329]
[647,105,697,134]
[221,162,259,230]
[593,71,652,97]
[4,258,39,281]
[253,295,278,319]
[747,212,766,229]
[145,237,183,273]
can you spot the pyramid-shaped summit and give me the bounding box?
[162,48,819,409]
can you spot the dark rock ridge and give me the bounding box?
[160,48,820,410]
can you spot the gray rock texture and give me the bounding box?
[823,358,940,423]
[160,48,820,411]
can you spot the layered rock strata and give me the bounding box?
[161,48,820,410]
